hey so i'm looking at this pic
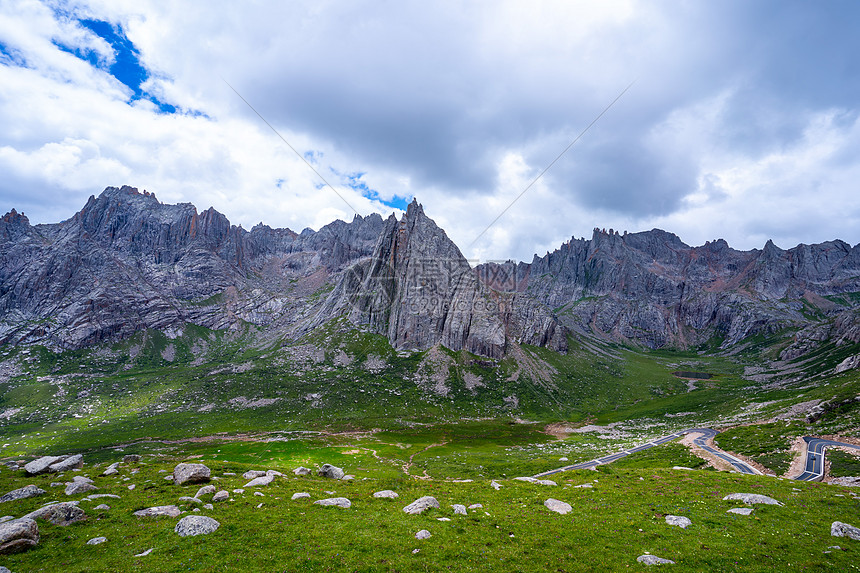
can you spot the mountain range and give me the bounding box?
[2,185,859,361]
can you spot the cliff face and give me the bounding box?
[318,200,566,358]
[476,228,860,348]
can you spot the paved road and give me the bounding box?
[794,437,860,481]
[533,427,759,478]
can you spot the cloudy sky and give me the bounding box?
[2,0,859,262]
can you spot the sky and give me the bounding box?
[1,0,860,263]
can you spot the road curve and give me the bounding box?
[793,437,860,481]
[533,427,759,478]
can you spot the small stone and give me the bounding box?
[85,494,120,500]
[490,480,501,490]
[559,457,568,461]
[831,521,860,541]
[403,496,440,515]
[163,475,174,481]
[232,489,244,494]
[314,497,351,508]
[122,454,141,463]
[341,475,354,481]
[412,548,420,554]
[0,485,46,503]
[173,462,211,486]
[722,493,782,506]
[102,463,119,477]
[292,493,311,500]
[637,555,675,565]
[195,485,216,499]
[244,475,275,488]
[437,517,451,521]
[242,470,267,480]
[452,504,467,515]
[64,481,98,496]
[0,517,39,554]
[468,504,483,509]
[318,464,345,480]
[665,515,691,529]
[203,504,213,510]
[133,505,181,518]
[254,492,264,497]
[134,548,154,556]
[415,529,431,540]
[179,497,203,505]
[544,498,572,515]
[212,491,229,502]
[574,484,593,489]
[175,515,220,537]
[72,476,94,484]
[87,536,107,545]
[373,490,399,499]
[727,507,754,516]
[127,484,135,491]
[293,467,311,476]
[49,454,83,473]
[94,504,110,511]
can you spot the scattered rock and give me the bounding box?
[727,507,754,516]
[203,503,213,510]
[291,493,311,500]
[0,485,46,504]
[342,475,355,481]
[232,489,244,494]
[244,475,275,488]
[179,497,203,505]
[544,498,572,515]
[122,454,141,463]
[313,498,351,508]
[513,477,556,486]
[293,467,311,476]
[85,494,120,500]
[65,481,97,496]
[195,485,216,499]
[452,504,467,515]
[415,529,431,540]
[24,502,87,526]
[175,515,220,537]
[101,463,119,476]
[87,536,107,545]
[94,504,110,511]
[437,517,451,522]
[490,480,501,490]
[665,515,691,529]
[212,491,229,503]
[403,496,440,515]
[831,521,860,541]
[637,555,675,565]
[722,493,782,506]
[254,492,264,497]
[133,505,181,518]
[373,490,399,499]
[573,484,593,489]
[49,455,83,473]
[24,456,64,476]
[72,476,94,484]
[318,464,345,480]
[173,463,211,486]
[468,504,483,509]
[134,548,154,556]
[560,457,569,461]
[672,466,694,471]
[0,518,39,554]
[242,470,266,480]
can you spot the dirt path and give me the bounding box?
[402,442,447,479]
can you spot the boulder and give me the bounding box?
[133,505,181,518]
[317,464,345,480]
[87,536,107,545]
[831,521,860,541]
[403,496,440,515]
[173,463,211,485]
[24,456,64,476]
[195,485,216,499]
[727,507,754,516]
[175,515,220,537]
[452,504,467,515]
[291,493,311,500]
[637,555,675,565]
[0,485,46,504]
[722,493,782,506]
[313,497,351,508]
[244,475,275,488]
[415,529,431,540]
[122,454,141,463]
[544,498,572,515]
[373,490,399,499]
[24,502,87,526]
[48,454,83,473]
[0,518,39,554]
[101,463,119,476]
[212,491,229,503]
[293,467,311,476]
[665,515,691,529]
[65,481,97,496]
[242,470,267,480]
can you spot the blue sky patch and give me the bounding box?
[0,41,27,67]
[342,171,410,210]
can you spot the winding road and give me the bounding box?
[534,427,857,481]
